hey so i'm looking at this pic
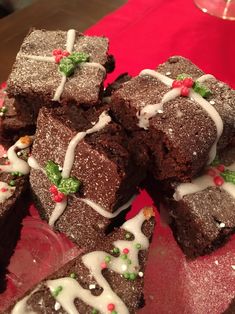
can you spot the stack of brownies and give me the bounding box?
[0,28,235,313]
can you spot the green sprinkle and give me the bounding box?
[105,255,111,263]
[52,285,63,297]
[193,82,212,98]
[45,160,62,186]
[221,170,235,184]
[129,273,137,281]
[113,247,120,254]
[176,73,191,80]
[210,155,220,167]
[123,272,130,279]
[58,177,81,195]
[127,259,132,265]
[18,172,23,177]
[121,254,127,260]
[91,308,99,314]
[1,106,7,113]
[70,272,76,279]
[125,233,131,239]
[68,52,89,65]
[135,243,141,250]
[59,57,76,77]
[111,311,117,314]
[11,172,17,176]
[9,180,15,186]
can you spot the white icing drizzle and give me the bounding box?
[45,209,150,314]
[21,29,106,102]
[52,74,67,101]
[11,288,39,314]
[80,195,136,219]
[80,62,106,73]
[52,29,76,101]
[20,54,54,62]
[49,111,111,226]
[0,136,33,175]
[28,156,46,174]
[174,162,235,200]
[138,69,223,163]
[0,181,15,203]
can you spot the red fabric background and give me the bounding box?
[86,0,235,88]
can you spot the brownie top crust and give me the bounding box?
[111,56,235,180]
[7,29,111,106]
[8,207,155,314]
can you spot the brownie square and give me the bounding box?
[7,29,114,122]
[0,136,33,290]
[29,106,146,248]
[7,207,155,314]
[111,56,235,182]
[160,145,235,258]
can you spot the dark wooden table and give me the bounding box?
[0,0,126,82]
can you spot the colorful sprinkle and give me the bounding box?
[125,232,131,239]
[138,271,144,277]
[129,273,137,280]
[121,254,127,260]
[0,188,8,192]
[107,303,115,311]
[101,262,107,269]
[52,285,63,297]
[216,164,225,173]
[135,243,141,250]
[105,255,111,263]
[122,248,129,254]
[91,309,99,314]
[49,185,58,195]
[213,176,224,186]
[9,180,15,186]
[70,272,76,279]
[123,272,130,279]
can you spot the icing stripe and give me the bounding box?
[49,112,111,226]
[80,195,136,219]
[138,69,223,163]
[174,162,235,200]
[0,136,33,175]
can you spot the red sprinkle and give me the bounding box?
[5,161,10,165]
[101,262,107,269]
[172,80,182,88]
[213,176,224,186]
[207,168,217,177]
[123,248,129,254]
[49,185,58,195]
[1,188,8,192]
[180,86,189,96]
[107,304,115,311]
[216,164,225,173]
[183,77,194,88]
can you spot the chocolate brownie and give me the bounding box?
[0,136,33,291]
[158,145,235,258]
[7,207,155,314]
[111,56,235,182]
[29,105,146,249]
[7,29,115,123]
[0,93,35,144]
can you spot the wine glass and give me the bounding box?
[194,0,235,20]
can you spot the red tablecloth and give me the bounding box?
[86,0,235,88]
